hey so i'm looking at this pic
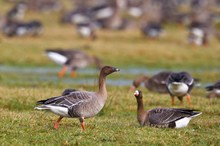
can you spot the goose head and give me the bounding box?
[101,66,120,77]
[129,75,149,91]
[134,90,142,100]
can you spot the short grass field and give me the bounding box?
[0,1,220,145]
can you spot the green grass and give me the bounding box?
[0,85,220,145]
[0,1,220,145]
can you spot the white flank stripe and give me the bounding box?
[17,27,27,35]
[79,27,91,37]
[46,105,69,117]
[129,7,142,17]
[47,52,67,65]
[214,89,220,94]
[72,14,89,24]
[192,28,204,38]
[96,8,114,19]
[175,117,191,128]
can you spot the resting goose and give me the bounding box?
[205,80,220,98]
[35,66,120,130]
[166,72,194,106]
[134,90,201,128]
[45,49,103,78]
[2,20,43,37]
[130,71,172,94]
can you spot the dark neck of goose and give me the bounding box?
[136,97,146,125]
[134,75,149,87]
[98,72,107,98]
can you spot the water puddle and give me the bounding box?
[0,65,219,86]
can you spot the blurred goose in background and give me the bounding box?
[166,72,194,106]
[140,0,164,39]
[76,22,97,40]
[205,80,220,98]
[60,8,91,24]
[45,49,103,78]
[35,66,120,130]
[187,0,218,46]
[130,71,172,93]
[126,0,143,18]
[6,2,27,21]
[188,21,208,46]
[134,90,201,128]
[141,22,164,39]
[2,19,43,37]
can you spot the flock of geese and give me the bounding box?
[33,48,220,131]
[1,0,219,131]
[1,0,220,46]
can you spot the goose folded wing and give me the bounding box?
[37,91,94,108]
[148,108,194,125]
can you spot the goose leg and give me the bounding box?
[71,70,76,78]
[58,66,68,78]
[54,116,63,130]
[186,94,191,106]
[171,96,175,106]
[79,117,85,131]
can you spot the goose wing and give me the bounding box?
[167,72,194,86]
[36,90,95,108]
[148,108,199,125]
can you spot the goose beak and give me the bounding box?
[134,90,139,96]
[114,68,120,72]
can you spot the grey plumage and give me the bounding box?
[166,71,194,105]
[45,49,103,77]
[134,90,201,128]
[35,66,120,130]
[205,80,220,98]
[130,71,171,93]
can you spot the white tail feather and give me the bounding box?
[35,105,69,117]
[47,52,67,65]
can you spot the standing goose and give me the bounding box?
[45,49,103,78]
[35,66,120,130]
[134,90,201,128]
[205,80,220,98]
[130,71,172,94]
[166,72,194,106]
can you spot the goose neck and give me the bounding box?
[136,98,146,125]
[98,73,107,98]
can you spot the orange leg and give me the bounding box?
[71,70,77,78]
[54,116,63,130]
[58,66,68,78]
[79,117,85,131]
[171,96,175,106]
[186,94,191,106]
